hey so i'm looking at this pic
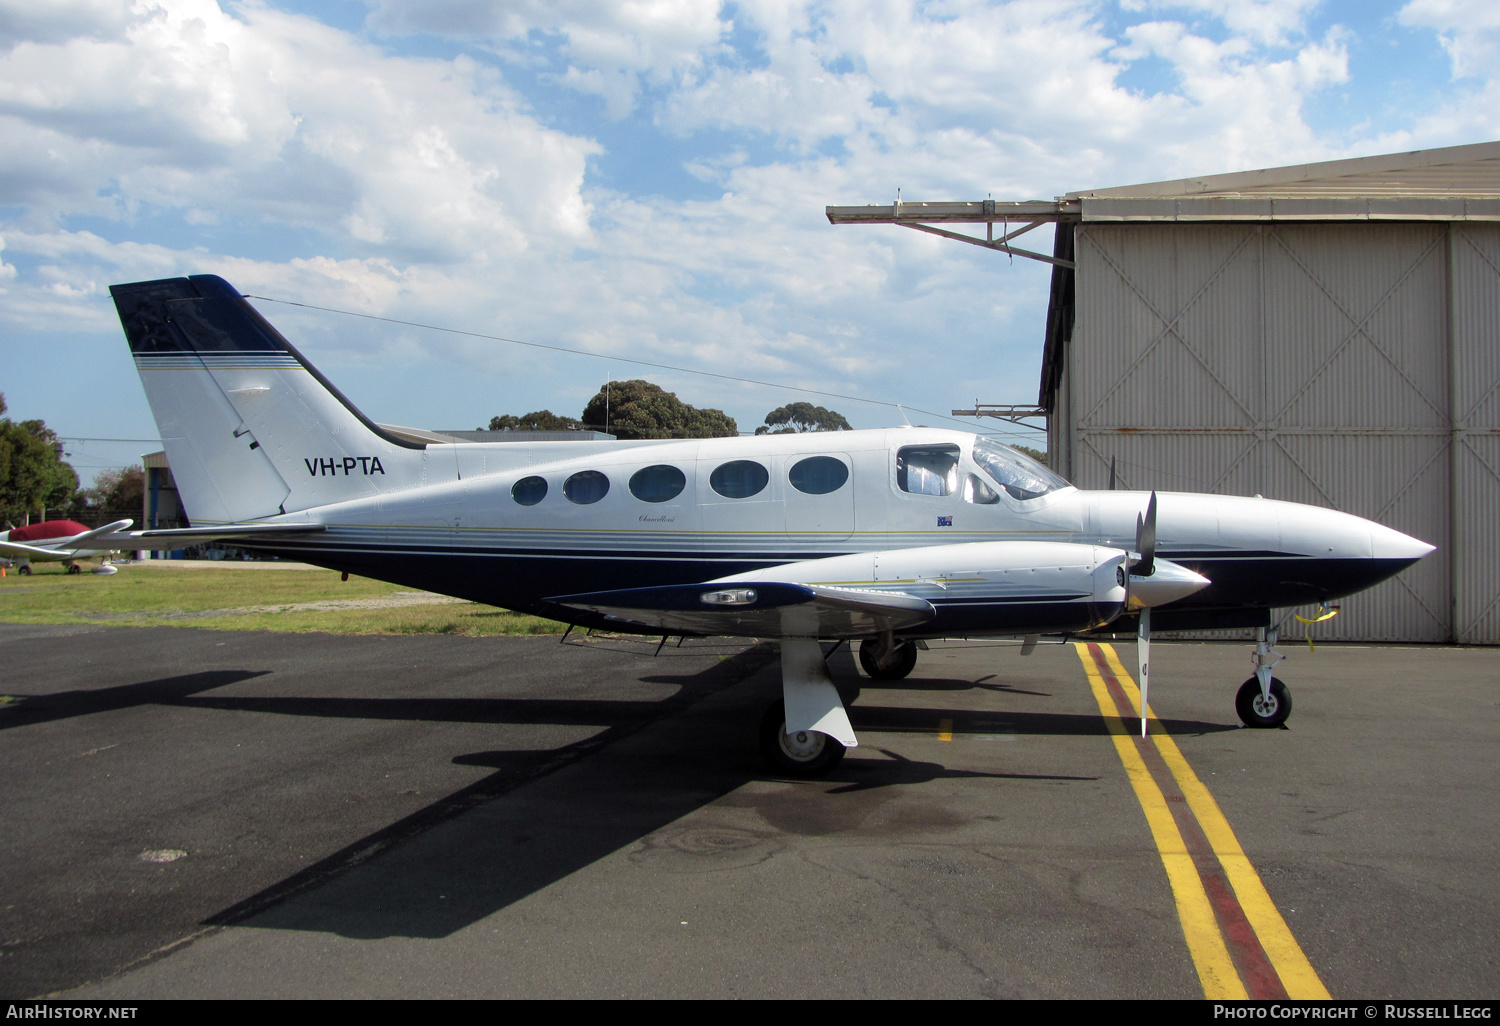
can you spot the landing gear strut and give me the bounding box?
[1238,626,1292,728]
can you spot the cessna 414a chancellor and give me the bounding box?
[97,274,1433,775]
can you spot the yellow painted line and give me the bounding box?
[1075,645,1247,999]
[1097,645,1331,1000]
[938,718,953,742]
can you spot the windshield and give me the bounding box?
[971,438,1069,501]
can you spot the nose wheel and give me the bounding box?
[1236,676,1292,728]
[759,699,846,777]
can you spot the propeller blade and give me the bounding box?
[1133,491,1158,578]
[1137,606,1151,737]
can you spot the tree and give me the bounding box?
[0,394,81,525]
[755,402,851,435]
[1013,445,1048,466]
[84,466,145,513]
[484,410,584,432]
[581,380,738,440]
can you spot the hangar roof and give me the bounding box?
[1066,139,1500,222]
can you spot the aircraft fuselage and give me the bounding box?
[240,427,1430,637]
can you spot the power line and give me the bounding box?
[245,294,1045,440]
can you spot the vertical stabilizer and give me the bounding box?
[111,275,443,522]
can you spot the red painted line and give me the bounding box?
[1086,643,1288,1000]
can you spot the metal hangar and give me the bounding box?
[829,141,1500,643]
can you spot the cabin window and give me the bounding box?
[897,444,960,496]
[711,460,769,498]
[629,464,687,503]
[964,473,1000,504]
[972,438,1068,500]
[788,456,848,495]
[563,470,610,504]
[512,476,547,506]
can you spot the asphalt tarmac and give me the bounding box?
[0,625,1495,999]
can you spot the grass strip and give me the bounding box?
[0,562,564,636]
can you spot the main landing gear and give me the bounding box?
[758,635,929,776]
[759,698,847,776]
[758,635,862,778]
[858,637,918,680]
[1238,626,1292,728]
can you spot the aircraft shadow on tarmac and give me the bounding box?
[0,670,271,730]
[190,651,1238,942]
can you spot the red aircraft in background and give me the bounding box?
[0,519,131,574]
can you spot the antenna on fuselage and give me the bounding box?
[896,404,913,427]
[1109,455,1117,490]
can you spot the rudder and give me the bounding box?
[112,275,438,522]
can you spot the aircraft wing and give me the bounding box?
[0,540,74,561]
[549,581,935,638]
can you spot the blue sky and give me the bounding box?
[2,0,1497,479]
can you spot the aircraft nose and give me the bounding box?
[1368,522,1436,562]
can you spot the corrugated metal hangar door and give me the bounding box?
[1067,222,1500,643]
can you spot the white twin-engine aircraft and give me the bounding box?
[101,274,1433,775]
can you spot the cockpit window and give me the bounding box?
[964,473,1000,504]
[897,445,960,496]
[971,438,1068,501]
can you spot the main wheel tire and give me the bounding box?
[1236,676,1292,728]
[17,564,31,576]
[858,639,918,680]
[66,564,82,575]
[758,699,846,777]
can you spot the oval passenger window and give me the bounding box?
[563,470,610,504]
[710,460,769,498]
[511,476,547,506]
[629,464,687,503]
[788,456,849,495]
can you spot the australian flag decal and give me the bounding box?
[937,516,953,527]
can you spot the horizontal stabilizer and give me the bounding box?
[549,581,935,638]
[85,523,327,548]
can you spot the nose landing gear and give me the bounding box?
[1239,626,1292,728]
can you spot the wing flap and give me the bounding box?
[549,582,934,638]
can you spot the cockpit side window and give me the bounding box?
[971,438,1068,501]
[897,444,960,496]
[964,474,1000,504]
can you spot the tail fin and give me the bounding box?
[111,275,443,522]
